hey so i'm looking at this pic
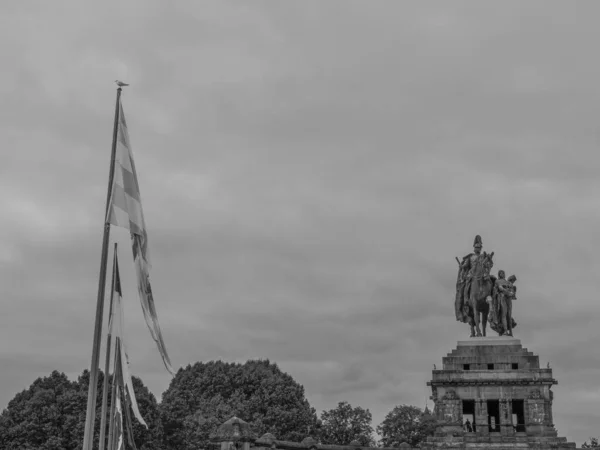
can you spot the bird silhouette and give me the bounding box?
[115,80,129,87]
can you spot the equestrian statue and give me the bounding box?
[455,235,518,338]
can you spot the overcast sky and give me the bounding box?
[2,0,600,445]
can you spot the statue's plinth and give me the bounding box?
[421,338,576,449]
[457,336,520,347]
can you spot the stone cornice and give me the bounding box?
[427,379,557,387]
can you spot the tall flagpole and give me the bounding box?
[99,243,118,450]
[82,86,123,450]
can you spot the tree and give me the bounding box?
[318,401,374,446]
[583,437,600,448]
[377,405,437,448]
[159,359,319,450]
[0,369,161,450]
[0,370,89,450]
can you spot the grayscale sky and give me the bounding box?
[1,0,599,445]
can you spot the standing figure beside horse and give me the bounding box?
[455,235,518,338]
[489,272,518,336]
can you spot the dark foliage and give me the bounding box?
[159,359,319,450]
[318,401,374,446]
[0,370,91,450]
[0,369,161,450]
[377,405,436,448]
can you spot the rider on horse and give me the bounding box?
[455,235,484,323]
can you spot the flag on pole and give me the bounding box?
[106,98,174,375]
[113,379,138,450]
[109,254,148,429]
[122,383,139,450]
[113,393,124,450]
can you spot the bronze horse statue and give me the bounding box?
[464,251,495,337]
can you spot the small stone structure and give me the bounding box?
[211,416,257,450]
[422,336,577,449]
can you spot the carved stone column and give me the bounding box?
[526,389,545,435]
[499,399,513,436]
[547,389,555,430]
[431,387,441,422]
[475,399,488,436]
[437,390,463,436]
[542,389,558,437]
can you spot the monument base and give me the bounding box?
[422,434,574,449]
[457,335,521,347]
[421,338,576,449]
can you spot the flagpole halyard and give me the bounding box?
[82,86,123,450]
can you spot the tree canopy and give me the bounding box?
[377,404,436,448]
[0,363,440,450]
[318,401,374,447]
[159,359,319,450]
[0,371,85,450]
[583,437,600,448]
[0,370,161,450]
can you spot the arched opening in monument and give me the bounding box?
[487,400,500,432]
[511,399,526,432]
[461,400,475,432]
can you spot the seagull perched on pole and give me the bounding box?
[115,80,129,87]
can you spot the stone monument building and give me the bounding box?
[421,336,577,448]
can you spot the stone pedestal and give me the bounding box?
[421,337,576,449]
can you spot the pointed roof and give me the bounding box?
[210,416,256,442]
